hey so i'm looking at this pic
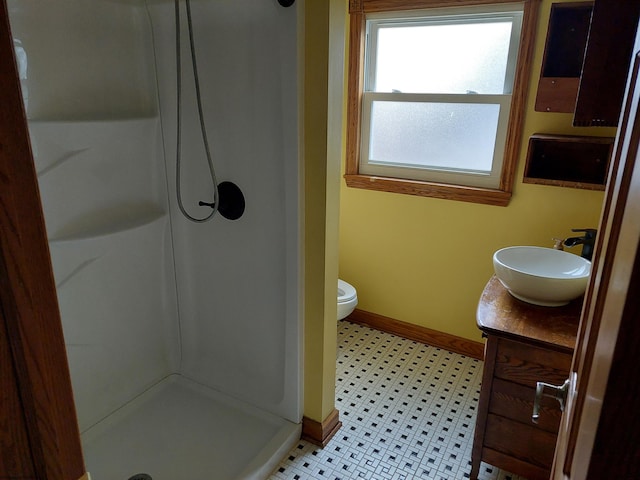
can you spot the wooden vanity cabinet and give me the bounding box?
[470,276,580,480]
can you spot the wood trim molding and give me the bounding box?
[345,12,365,178]
[344,174,512,206]
[361,0,531,13]
[349,0,363,13]
[301,409,342,447]
[347,309,485,360]
[500,0,541,193]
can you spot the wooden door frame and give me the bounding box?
[551,18,640,480]
[0,1,85,478]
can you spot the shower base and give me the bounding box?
[81,375,300,480]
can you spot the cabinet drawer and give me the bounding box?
[484,413,557,473]
[489,378,563,433]
[494,338,571,387]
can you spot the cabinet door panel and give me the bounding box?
[489,378,563,433]
[494,339,571,387]
[482,447,550,480]
[484,413,557,470]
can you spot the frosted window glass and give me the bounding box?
[368,101,500,173]
[374,21,512,95]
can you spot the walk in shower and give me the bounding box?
[8,0,302,478]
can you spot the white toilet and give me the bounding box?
[337,279,358,321]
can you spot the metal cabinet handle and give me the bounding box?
[532,378,570,424]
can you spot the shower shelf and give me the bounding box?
[28,115,159,124]
[48,208,166,244]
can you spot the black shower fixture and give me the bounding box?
[199,181,245,221]
[278,0,295,7]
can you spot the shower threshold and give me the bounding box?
[81,375,300,480]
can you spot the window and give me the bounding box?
[346,0,540,206]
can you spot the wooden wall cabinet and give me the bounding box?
[471,277,580,480]
[523,134,614,190]
[535,2,593,114]
[574,0,640,126]
[536,0,640,126]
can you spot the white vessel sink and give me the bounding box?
[493,246,591,307]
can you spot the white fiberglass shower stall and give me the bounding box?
[8,0,302,478]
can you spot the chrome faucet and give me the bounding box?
[563,228,597,261]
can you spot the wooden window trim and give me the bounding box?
[345,0,541,207]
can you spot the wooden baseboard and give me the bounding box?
[301,409,342,447]
[346,309,485,360]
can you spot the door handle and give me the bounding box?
[532,378,570,424]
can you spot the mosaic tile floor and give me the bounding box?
[269,321,527,480]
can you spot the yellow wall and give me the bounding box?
[338,0,617,342]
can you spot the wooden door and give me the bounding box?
[551,19,640,480]
[0,1,86,478]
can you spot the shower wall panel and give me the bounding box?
[9,1,181,432]
[147,0,301,423]
[7,0,157,119]
[9,0,302,434]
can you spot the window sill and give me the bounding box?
[344,174,512,206]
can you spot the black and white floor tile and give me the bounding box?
[269,321,526,480]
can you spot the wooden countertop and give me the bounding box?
[477,275,581,353]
